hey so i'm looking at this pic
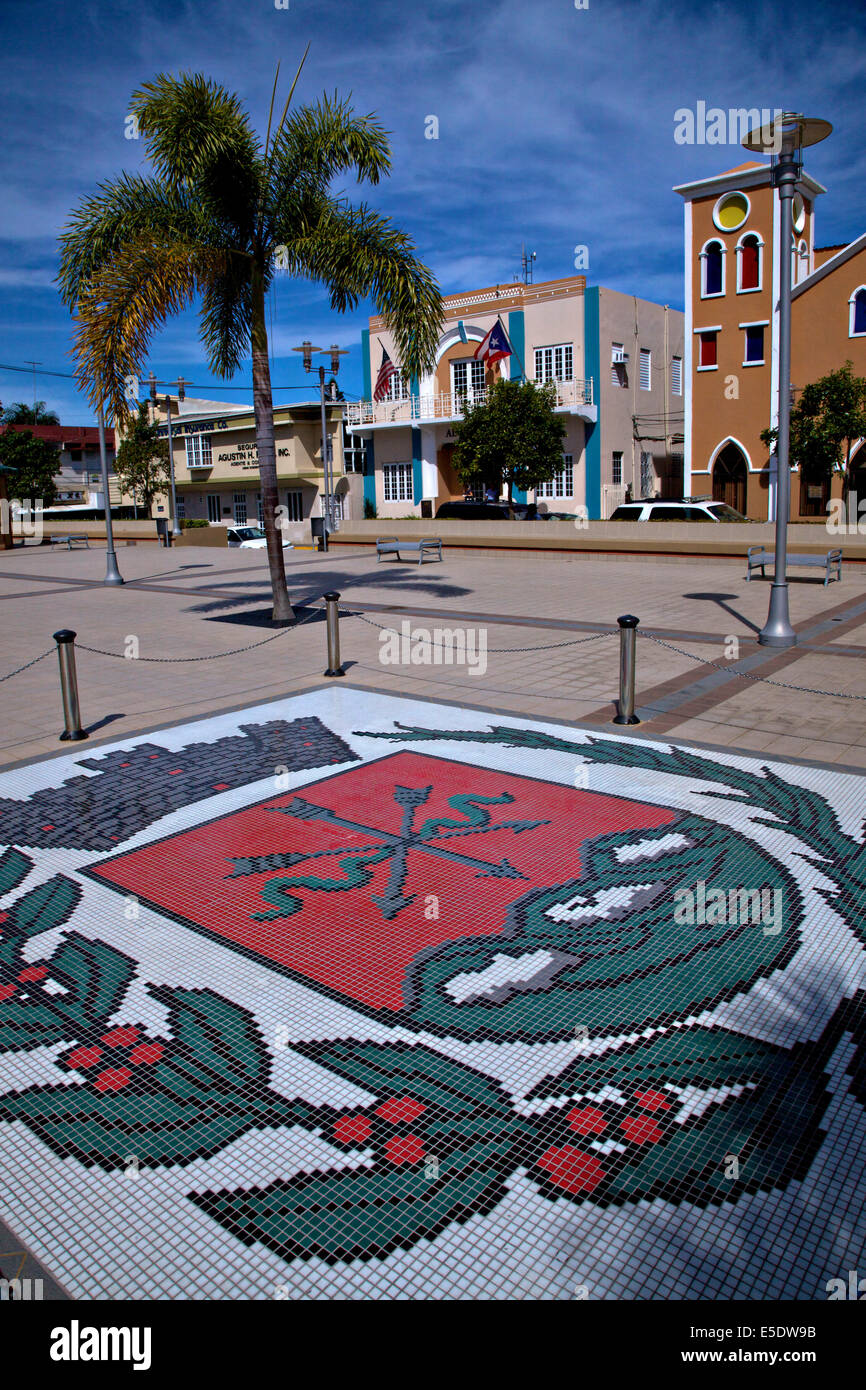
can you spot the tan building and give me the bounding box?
[675,160,866,519]
[140,396,362,540]
[348,275,683,519]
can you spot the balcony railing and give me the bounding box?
[346,377,594,429]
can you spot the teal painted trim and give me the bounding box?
[363,439,376,509]
[457,319,468,344]
[411,426,423,505]
[361,328,372,399]
[512,485,527,503]
[508,310,525,381]
[583,286,601,519]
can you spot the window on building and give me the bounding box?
[610,344,628,387]
[185,435,212,468]
[639,348,652,391]
[233,492,248,524]
[738,234,761,291]
[671,356,682,395]
[207,494,221,523]
[699,332,718,368]
[451,358,486,400]
[283,490,303,522]
[176,497,186,520]
[849,287,866,337]
[744,325,765,364]
[537,455,574,499]
[611,451,623,486]
[702,240,724,297]
[342,424,366,473]
[382,370,410,402]
[69,449,82,462]
[383,463,413,502]
[534,344,574,383]
[256,493,264,526]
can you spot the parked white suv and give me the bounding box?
[609,499,750,522]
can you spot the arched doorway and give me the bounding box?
[712,443,748,514]
[850,442,866,505]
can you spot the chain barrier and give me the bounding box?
[0,648,54,683]
[349,611,615,654]
[640,631,866,701]
[74,601,324,663]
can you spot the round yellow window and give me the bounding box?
[713,191,750,232]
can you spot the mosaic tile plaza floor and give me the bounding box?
[0,688,864,1300]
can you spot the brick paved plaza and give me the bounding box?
[0,542,864,1300]
[1,541,865,769]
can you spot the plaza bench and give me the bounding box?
[376,536,443,565]
[746,545,842,586]
[49,534,90,549]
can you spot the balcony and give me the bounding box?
[345,378,596,430]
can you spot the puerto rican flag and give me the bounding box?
[474,319,513,365]
[373,348,397,401]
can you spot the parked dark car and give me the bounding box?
[435,501,520,520]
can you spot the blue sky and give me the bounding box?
[1,0,864,421]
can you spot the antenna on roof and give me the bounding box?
[517,243,537,284]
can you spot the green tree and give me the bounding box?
[761,361,866,505]
[451,377,567,503]
[57,59,443,622]
[2,401,60,425]
[114,404,171,516]
[0,428,60,507]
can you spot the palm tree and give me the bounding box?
[2,401,60,425]
[57,56,443,621]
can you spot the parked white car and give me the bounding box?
[609,499,750,522]
[226,526,294,549]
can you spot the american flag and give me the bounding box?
[373,348,397,401]
[474,319,513,365]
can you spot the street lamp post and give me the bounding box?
[149,373,186,540]
[293,341,348,554]
[98,406,123,585]
[742,112,832,647]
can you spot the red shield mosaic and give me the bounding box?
[87,751,677,1016]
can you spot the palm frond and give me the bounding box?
[129,73,262,239]
[269,93,391,206]
[285,198,442,378]
[199,257,253,378]
[73,238,227,421]
[57,175,209,311]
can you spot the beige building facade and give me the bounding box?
[348,274,683,519]
[139,396,363,540]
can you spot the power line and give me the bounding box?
[0,360,360,396]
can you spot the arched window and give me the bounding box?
[849,286,866,337]
[737,233,762,291]
[701,240,725,297]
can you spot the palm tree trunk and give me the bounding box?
[251,260,294,624]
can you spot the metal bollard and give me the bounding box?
[323,592,345,678]
[53,630,88,741]
[613,615,640,725]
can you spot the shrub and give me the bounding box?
[181,517,209,529]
